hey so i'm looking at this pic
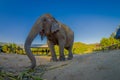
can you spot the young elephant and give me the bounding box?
[24,14,74,69]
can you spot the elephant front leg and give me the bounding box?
[47,40,58,61]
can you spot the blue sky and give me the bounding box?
[0,0,120,44]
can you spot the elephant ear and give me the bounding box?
[51,22,60,33]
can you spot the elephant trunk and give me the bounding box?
[24,24,40,69]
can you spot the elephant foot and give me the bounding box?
[67,55,73,60]
[59,56,66,61]
[50,57,58,62]
[67,57,73,60]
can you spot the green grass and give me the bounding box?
[0,69,43,80]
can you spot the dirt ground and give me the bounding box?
[0,50,120,80]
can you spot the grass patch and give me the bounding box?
[0,69,44,80]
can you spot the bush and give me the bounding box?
[2,43,24,54]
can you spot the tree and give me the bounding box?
[2,44,8,53]
[100,37,119,49]
[2,43,24,54]
[100,38,109,49]
[110,32,116,38]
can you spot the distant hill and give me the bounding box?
[17,44,48,48]
[73,42,96,54]
[0,42,7,46]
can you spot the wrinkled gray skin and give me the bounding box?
[24,14,74,69]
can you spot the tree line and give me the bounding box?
[0,42,95,55]
[0,43,24,54]
[100,37,120,50]
[99,25,120,50]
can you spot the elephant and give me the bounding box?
[24,14,74,69]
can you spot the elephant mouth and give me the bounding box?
[40,29,49,37]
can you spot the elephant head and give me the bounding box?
[24,14,60,69]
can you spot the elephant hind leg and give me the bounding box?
[59,55,66,61]
[65,47,73,60]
